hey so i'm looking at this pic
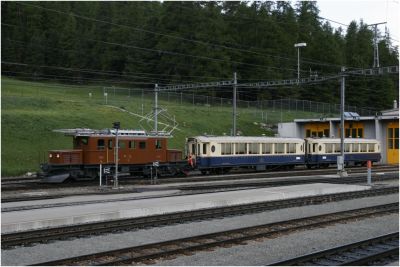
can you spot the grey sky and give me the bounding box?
[316,0,399,45]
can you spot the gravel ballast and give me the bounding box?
[1,193,398,266]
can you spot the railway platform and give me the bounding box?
[1,183,372,234]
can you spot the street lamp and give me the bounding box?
[294,42,307,82]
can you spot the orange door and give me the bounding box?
[387,122,399,164]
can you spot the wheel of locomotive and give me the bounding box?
[200,170,207,175]
[306,164,312,169]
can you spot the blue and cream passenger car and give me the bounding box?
[186,136,305,174]
[305,138,381,168]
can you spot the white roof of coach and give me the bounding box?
[306,138,379,143]
[191,136,304,143]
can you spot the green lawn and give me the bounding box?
[1,77,320,176]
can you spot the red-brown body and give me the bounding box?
[41,129,186,182]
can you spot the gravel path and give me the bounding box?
[1,193,398,266]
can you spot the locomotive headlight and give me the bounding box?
[49,154,53,158]
[56,154,60,158]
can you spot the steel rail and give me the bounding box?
[269,232,399,266]
[2,168,398,203]
[2,165,396,188]
[3,186,398,249]
[31,202,399,266]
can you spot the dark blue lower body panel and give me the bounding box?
[307,153,381,165]
[196,155,305,169]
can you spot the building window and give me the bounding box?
[139,141,146,149]
[155,140,162,149]
[306,129,311,138]
[97,139,105,150]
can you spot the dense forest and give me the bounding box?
[1,1,399,110]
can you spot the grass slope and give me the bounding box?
[1,77,318,176]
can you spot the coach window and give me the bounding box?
[334,143,341,153]
[249,143,259,154]
[235,143,247,154]
[155,140,162,149]
[221,143,232,155]
[318,145,322,152]
[108,140,113,149]
[275,143,284,154]
[360,143,367,152]
[325,144,333,153]
[211,145,215,153]
[203,143,207,154]
[129,141,136,149]
[312,144,317,153]
[139,141,146,149]
[368,143,375,152]
[353,143,360,152]
[262,143,272,154]
[287,143,295,154]
[345,143,351,152]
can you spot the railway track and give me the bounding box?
[2,186,398,249]
[2,165,396,191]
[2,168,398,204]
[270,232,399,266]
[31,202,399,266]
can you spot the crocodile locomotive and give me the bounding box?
[40,128,381,182]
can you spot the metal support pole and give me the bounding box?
[154,84,158,134]
[233,72,237,136]
[367,160,372,185]
[99,164,102,187]
[297,47,300,82]
[114,128,119,188]
[339,67,348,177]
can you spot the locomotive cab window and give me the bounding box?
[97,139,105,150]
[108,140,113,149]
[129,141,136,149]
[118,141,126,149]
[155,140,162,149]
[139,141,146,149]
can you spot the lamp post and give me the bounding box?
[113,122,120,189]
[294,42,307,82]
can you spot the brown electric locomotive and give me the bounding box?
[40,128,186,182]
